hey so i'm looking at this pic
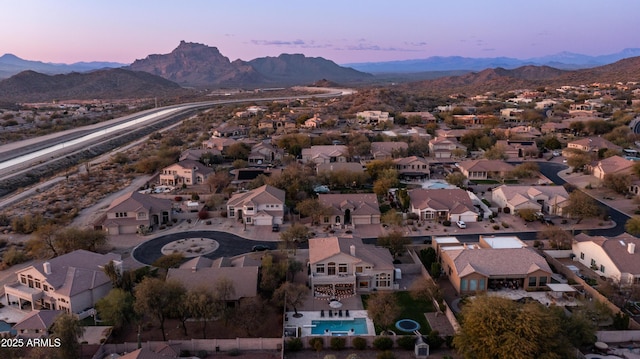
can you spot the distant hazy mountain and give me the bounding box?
[128,41,372,88]
[400,56,640,95]
[0,68,191,102]
[0,53,125,79]
[345,48,640,73]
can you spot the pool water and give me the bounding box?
[311,318,368,335]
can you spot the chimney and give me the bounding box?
[629,243,636,254]
[350,245,356,257]
[43,262,51,275]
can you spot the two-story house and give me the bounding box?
[393,156,430,181]
[428,137,467,159]
[102,191,173,235]
[356,111,394,125]
[308,236,395,298]
[4,250,120,314]
[248,141,284,165]
[572,233,640,285]
[159,159,213,187]
[226,185,285,225]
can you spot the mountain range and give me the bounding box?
[1,41,639,103]
[344,48,640,73]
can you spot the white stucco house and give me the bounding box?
[572,233,640,286]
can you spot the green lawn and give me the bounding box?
[362,291,434,334]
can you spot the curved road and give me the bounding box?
[132,230,299,264]
[134,161,631,264]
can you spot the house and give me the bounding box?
[457,159,515,180]
[572,233,640,285]
[440,247,552,295]
[166,256,259,302]
[102,191,173,235]
[159,159,213,187]
[301,145,349,164]
[318,193,381,227]
[408,188,477,222]
[504,125,542,140]
[370,141,408,159]
[226,185,285,226]
[119,347,179,359]
[212,125,249,138]
[491,185,569,216]
[541,122,570,134]
[356,110,394,125]
[494,140,538,159]
[12,310,63,338]
[567,137,621,153]
[202,137,237,152]
[308,236,395,297]
[591,155,634,180]
[248,141,284,165]
[428,137,466,159]
[4,250,120,314]
[400,111,437,123]
[393,156,430,181]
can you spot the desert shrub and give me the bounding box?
[503,207,511,214]
[309,337,324,350]
[286,338,303,352]
[425,330,444,349]
[346,354,362,359]
[330,337,346,350]
[501,222,509,228]
[493,224,500,230]
[377,351,395,359]
[198,209,209,220]
[373,336,394,351]
[442,220,451,227]
[352,337,367,350]
[396,335,416,350]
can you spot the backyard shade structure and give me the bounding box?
[546,283,578,302]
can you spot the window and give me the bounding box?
[461,279,468,291]
[137,212,146,219]
[20,275,26,285]
[35,281,41,289]
[580,252,584,260]
[528,277,537,287]
[600,265,605,273]
[356,266,363,273]
[43,285,49,292]
[229,207,235,217]
[327,262,336,276]
[539,276,547,286]
[316,264,325,274]
[479,279,485,290]
[469,279,477,291]
[375,273,391,287]
[245,217,251,223]
[359,281,369,288]
[339,264,348,273]
[591,259,596,266]
[323,216,330,224]
[246,207,254,211]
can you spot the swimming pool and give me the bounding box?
[311,318,368,335]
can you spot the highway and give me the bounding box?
[0,89,347,194]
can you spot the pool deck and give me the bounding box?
[284,310,376,337]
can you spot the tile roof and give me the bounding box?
[13,310,63,331]
[20,250,120,297]
[596,155,634,174]
[445,247,552,278]
[457,159,515,173]
[569,137,621,151]
[227,185,285,208]
[308,236,394,271]
[119,348,175,359]
[318,193,380,217]
[575,233,640,275]
[408,188,474,214]
[107,191,173,213]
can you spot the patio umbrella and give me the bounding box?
[329,300,343,309]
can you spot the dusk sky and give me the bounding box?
[2,0,639,65]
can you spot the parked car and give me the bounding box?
[456,220,466,229]
[272,223,280,232]
[251,245,271,252]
